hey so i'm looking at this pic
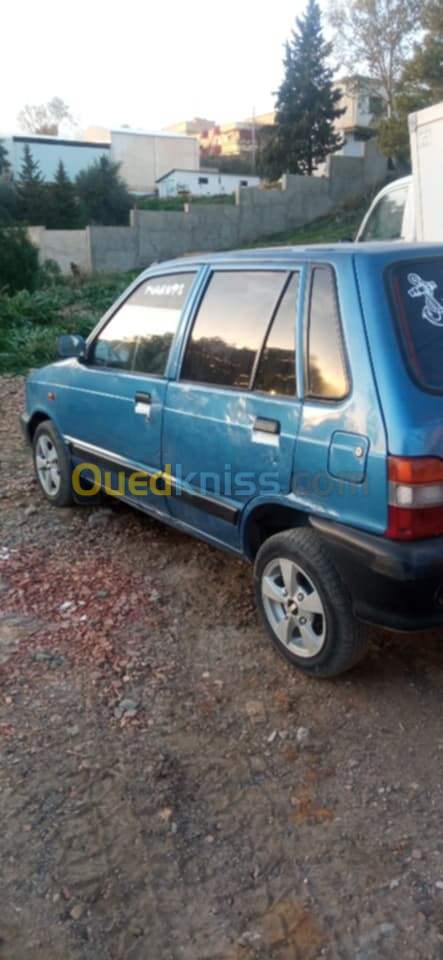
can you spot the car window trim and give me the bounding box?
[85,268,199,375]
[251,271,300,397]
[178,266,292,391]
[302,263,352,403]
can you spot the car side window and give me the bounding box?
[360,186,408,241]
[91,273,196,375]
[307,266,349,401]
[181,270,288,389]
[253,273,300,396]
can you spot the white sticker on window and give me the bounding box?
[144,282,185,298]
[407,273,443,326]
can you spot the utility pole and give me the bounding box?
[251,106,257,174]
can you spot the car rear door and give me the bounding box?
[162,264,304,550]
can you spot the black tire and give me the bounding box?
[254,528,368,678]
[32,420,74,507]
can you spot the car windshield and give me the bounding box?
[360,185,408,241]
[388,258,443,392]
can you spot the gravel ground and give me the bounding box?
[1,375,442,960]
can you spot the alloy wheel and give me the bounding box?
[261,556,326,658]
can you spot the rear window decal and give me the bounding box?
[407,273,443,327]
[389,259,443,392]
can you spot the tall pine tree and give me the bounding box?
[264,0,344,177]
[0,140,10,177]
[17,144,47,224]
[47,160,82,228]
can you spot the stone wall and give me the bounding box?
[29,146,387,275]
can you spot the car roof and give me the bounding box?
[143,242,443,274]
[367,175,412,197]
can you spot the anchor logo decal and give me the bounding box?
[407,273,443,327]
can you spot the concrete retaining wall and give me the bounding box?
[28,226,91,274]
[29,146,387,275]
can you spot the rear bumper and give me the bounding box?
[311,516,443,630]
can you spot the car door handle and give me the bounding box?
[134,392,152,418]
[135,391,151,404]
[252,417,280,435]
[252,417,280,445]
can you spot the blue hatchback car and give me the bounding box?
[21,243,443,676]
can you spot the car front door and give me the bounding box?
[57,269,197,514]
[162,266,303,550]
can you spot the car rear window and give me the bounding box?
[388,259,443,393]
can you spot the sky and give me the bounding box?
[1,0,331,136]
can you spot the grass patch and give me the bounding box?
[0,270,137,374]
[135,193,236,211]
[247,198,369,248]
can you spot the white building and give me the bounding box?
[1,134,110,182]
[156,168,260,199]
[1,128,200,194]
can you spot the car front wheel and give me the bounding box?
[254,528,368,677]
[32,420,74,507]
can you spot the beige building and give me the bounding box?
[165,117,215,136]
[165,113,276,161]
[82,126,199,193]
[333,77,384,156]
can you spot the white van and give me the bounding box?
[356,101,443,243]
[356,176,414,242]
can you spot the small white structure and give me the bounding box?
[156,168,260,198]
[1,134,110,182]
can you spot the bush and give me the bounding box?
[0,226,40,293]
[76,157,132,225]
[0,268,138,374]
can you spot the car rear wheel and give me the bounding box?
[254,528,368,677]
[32,420,74,507]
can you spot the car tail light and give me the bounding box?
[386,456,443,539]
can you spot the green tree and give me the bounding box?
[75,156,132,225]
[0,182,18,224]
[328,0,423,119]
[47,160,83,228]
[0,226,39,293]
[0,139,10,177]
[375,115,412,170]
[400,0,443,106]
[17,97,74,136]
[376,0,443,168]
[17,145,48,224]
[263,0,345,177]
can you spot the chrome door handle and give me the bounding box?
[134,391,152,418]
[252,417,280,445]
[252,417,280,435]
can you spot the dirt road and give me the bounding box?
[1,376,442,960]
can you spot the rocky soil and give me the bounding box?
[0,376,442,960]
